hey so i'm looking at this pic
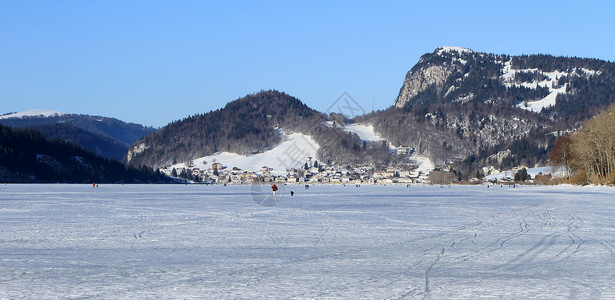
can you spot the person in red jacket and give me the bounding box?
[271,184,278,196]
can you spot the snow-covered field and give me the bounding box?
[1,184,614,299]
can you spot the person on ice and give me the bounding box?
[271,184,278,196]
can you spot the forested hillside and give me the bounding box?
[0,125,170,183]
[24,123,128,161]
[357,102,553,169]
[126,90,391,169]
[0,113,155,146]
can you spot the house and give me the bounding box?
[211,162,223,171]
[382,178,394,184]
[374,171,394,179]
[287,174,298,183]
[248,175,262,184]
[397,145,413,155]
[260,166,273,177]
[231,175,243,184]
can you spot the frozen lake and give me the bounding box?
[1,184,614,299]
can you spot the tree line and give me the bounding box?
[0,124,170,183]
[549,102,615,184]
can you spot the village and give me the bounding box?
[159,145,430,185]
[159,143,525,185]
[160,157,540,186]
[162,162,428,185]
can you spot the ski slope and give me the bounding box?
[339,123,397,150]
[167,132,319,175]
[341,123,384,142]
[1,184,614,298]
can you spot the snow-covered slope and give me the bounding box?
[500,60,599,113]
[334,123,393,147]
[341,124,385,142]
[0,109,65,119]
[167,132,319,175]
[410,156,435,174]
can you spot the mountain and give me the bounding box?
[0,124,171,183]
[126,90,391,169]
[394,47,612,115]
[127,49,615,179]
[0,110,156,160]
[356,47,615,176]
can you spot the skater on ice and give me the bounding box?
[271,184,278,196]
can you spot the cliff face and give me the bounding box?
[395,47,475,108]
[395,65,455,108]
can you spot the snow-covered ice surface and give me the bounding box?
[1,184,614,299]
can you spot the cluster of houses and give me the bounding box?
[163,161,430,185]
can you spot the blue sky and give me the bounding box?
[2,1,614,127]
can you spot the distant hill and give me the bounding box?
[0,124,171,183]
[0,111,156,160]
[24,123,129,161]
[126,90,391,169]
